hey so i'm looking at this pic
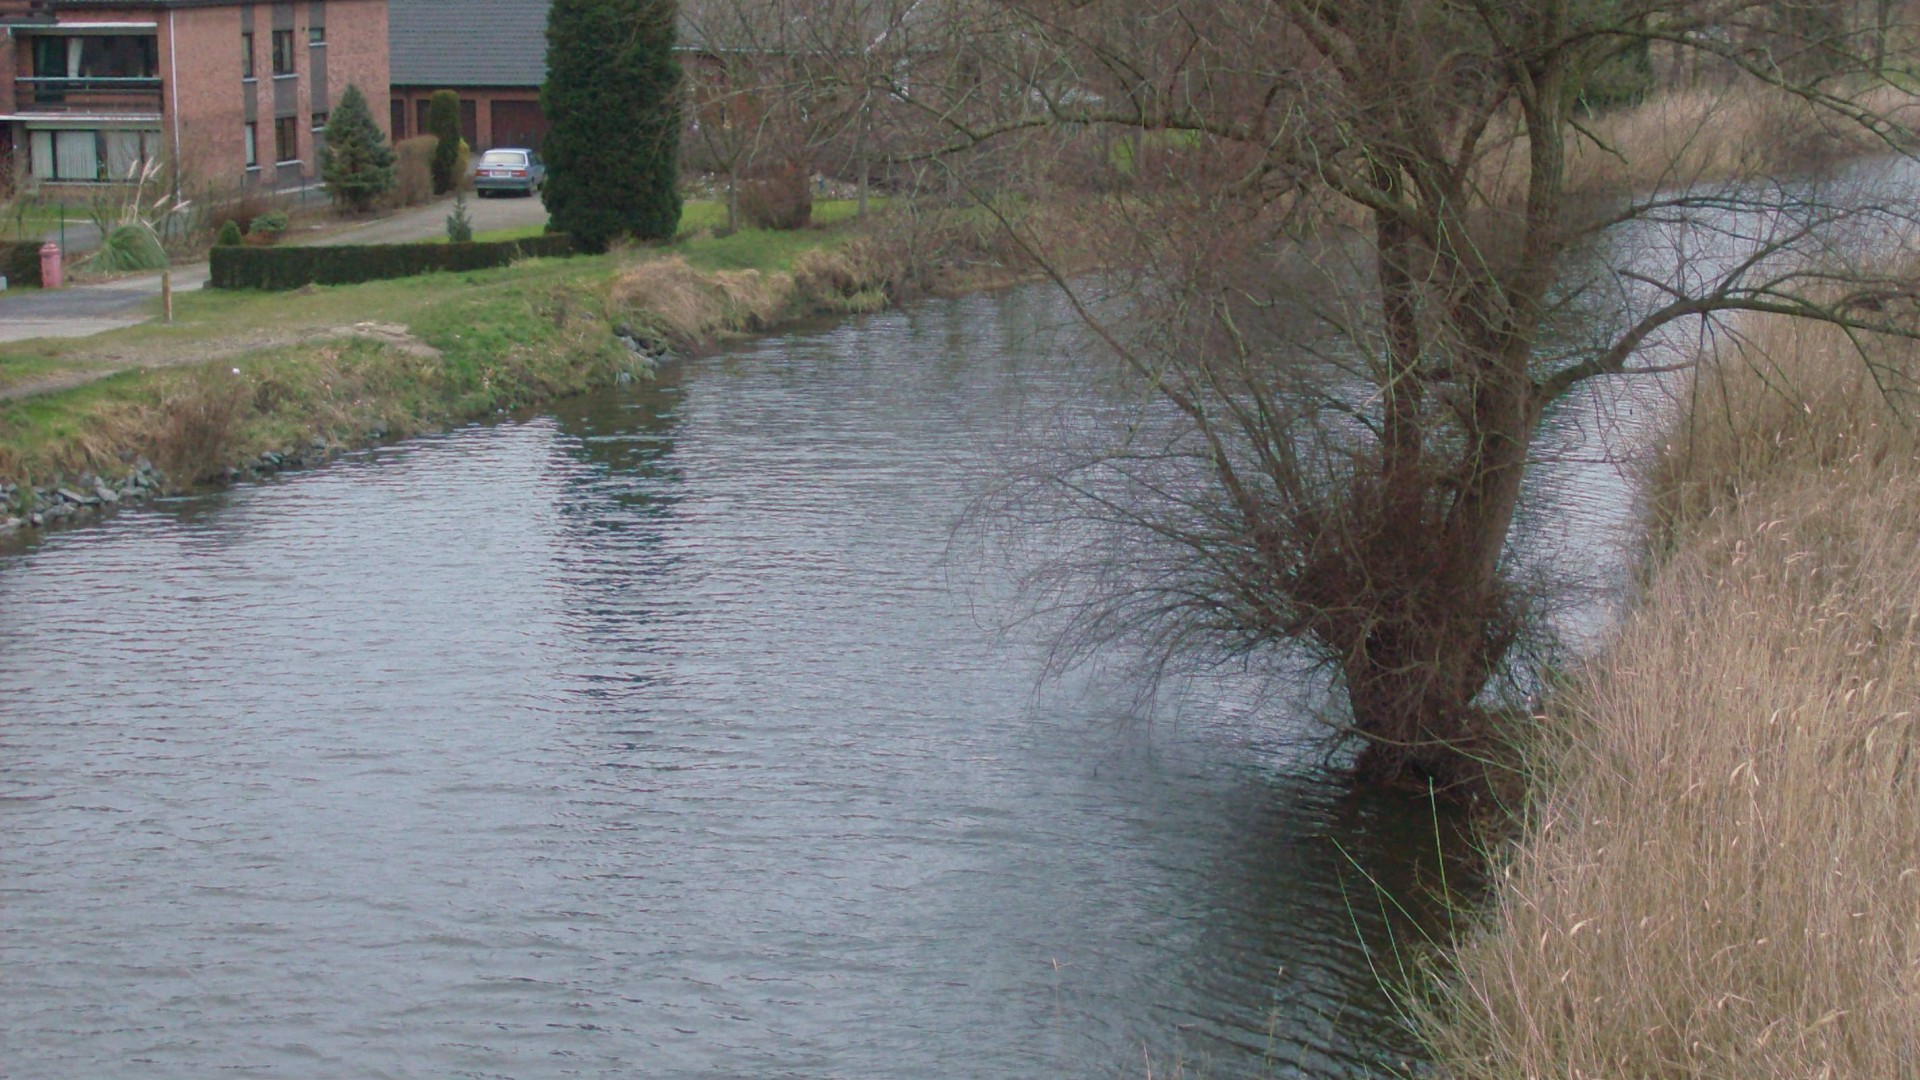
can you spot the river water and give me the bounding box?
[10,154,1903,1076]
[0,288,1496,1079]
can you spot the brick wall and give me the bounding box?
[165,4,248,188]
[0,34,13,193]
[391,87,544,153]
[167,0,388,191]
[7,1,388,191]
[325,0,390,144]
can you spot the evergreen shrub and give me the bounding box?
[427,90,463,194]
[321,84,397,212]
[542,0,682,251]
[1,240,45,287]
[210,234,579,290]
[214,220,244,246]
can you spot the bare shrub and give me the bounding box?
[387,136,438,209]
[205,192,270,242]
[153,368,252,481]
[738,160,814,231]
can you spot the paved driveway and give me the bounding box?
[0,264,211,343]
[297,193,549,246]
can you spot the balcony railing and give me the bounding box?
[14,76,162,116]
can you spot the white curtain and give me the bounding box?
[29,130,54,180]
[104,130,144,180]
[54,130,99,181]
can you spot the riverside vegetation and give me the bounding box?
[0,198,1084,536]
[1420,307,1920,1074]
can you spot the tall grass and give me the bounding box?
[1473,83,1920,204]
[1421,314,1920,1076]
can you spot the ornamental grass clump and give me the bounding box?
[81,156,185,272]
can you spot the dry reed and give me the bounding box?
[1475,84,1920,205]
[606,255,790,347]
[1422,315,1920,1077]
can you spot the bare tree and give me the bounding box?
[891,0,1920,792]
[680,0,949,227]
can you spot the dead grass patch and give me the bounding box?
[607,255,792,348]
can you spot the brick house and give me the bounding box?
[387,0,741,158]
[387,0,544,153]
[0,0,389,193]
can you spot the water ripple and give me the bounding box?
[2,288,1451,1079]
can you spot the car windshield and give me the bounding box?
[479,151,527,166]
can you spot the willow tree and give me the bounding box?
[542,0,683,249]
[902,0,1920,792]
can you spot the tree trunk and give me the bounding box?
[1337,329,1540,794]
[856,103,869,222]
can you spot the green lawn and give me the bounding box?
[3,185,908,470]
[460,198,877,273]
[2,202,87,242]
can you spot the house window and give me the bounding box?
[29,129,159,182]
[271,30,295,76]
[311,111,329,132]
[275,116,299,163]
[245,122,258,168]
[308,26,326,46]
[33,35,158,79]
[241,32,254,79]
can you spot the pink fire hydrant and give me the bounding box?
[38,242,63,290]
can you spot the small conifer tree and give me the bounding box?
[542,0,682,251]
[320,84,396,213]
[214,219,244,246]
[427,89,463,194]
[445,193,474,243]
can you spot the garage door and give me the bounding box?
[490,100,549,153]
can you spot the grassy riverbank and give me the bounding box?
[0,197,1059,517]
[1420,314,1920,1075]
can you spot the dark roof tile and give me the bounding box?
[389,0,550,88]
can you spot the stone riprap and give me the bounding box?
[0,436,348,541]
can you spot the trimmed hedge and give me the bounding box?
[211,233,579,290]
[2,240,45,288]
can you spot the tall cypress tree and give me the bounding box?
[426,89,463,194]
[542,0,683,251]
